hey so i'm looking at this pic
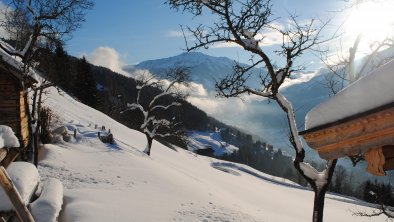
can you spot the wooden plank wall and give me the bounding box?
[0,71,22,145]
[19,90,30,148]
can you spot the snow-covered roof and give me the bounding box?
[0,40,38,84]
[305,59,394,130]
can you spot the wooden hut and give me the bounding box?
[0,56,36,166]
[300,60,394,176]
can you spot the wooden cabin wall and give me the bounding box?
[0,71,20,132]
[0,70,28,148]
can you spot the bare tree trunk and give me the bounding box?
[144,133,153,156]
[31,89,38,123]
[313,189,326,222]
[275,93,338,222]
[311,159,337,222]
[33,88,44,166]
[23,86,33,161]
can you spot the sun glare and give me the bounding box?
[345,1,394,51]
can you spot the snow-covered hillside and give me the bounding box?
[37,87,387,221]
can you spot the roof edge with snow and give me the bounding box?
[304,59,394,130]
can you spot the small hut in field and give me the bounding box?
[0,47,37,165]
[300,60,394,176]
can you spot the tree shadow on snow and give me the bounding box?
[211,162,309,191]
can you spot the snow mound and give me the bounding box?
[0,125,20,148]
[30,178,63,222]
[0,162,39,211]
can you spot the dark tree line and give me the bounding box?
[218,127,308,186]
[36,44,99,108]
[362,180,394,205]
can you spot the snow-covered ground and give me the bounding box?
[37,87,387,221]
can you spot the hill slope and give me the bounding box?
[38,87,386,221]
[124,52,332,152]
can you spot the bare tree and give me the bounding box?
[320,34,394,95]
[0,0,93,164]
[167,1,336,221]
[354,206,394,219]
[0,0,94,64]
[122,67,190,156]
[320,0,394,95]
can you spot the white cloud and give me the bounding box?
[211,26,284,48]
[281,71,318,88]
[256,30,283,46]
[211,41,240,49]
[84,46,128,76]
[188,95,248,117]
[128,70,208,98]
[166,30,185,38]
[189,82,208,97]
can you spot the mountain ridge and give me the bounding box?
[124,52,258,91]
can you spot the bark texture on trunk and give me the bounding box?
[144,133,153,156]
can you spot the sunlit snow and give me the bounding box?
[34,87,386,221]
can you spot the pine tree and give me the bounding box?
[75,56,98,108]
[54,44,72,91]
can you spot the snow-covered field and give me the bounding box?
[38,87,386,221]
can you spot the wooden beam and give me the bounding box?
[317,126,394,155]
[382,146,394,171]
[382,145,394,158]
[0,149,7,163]
[364,147,386,176]
[0,166,35,222]
[302,106,394,158]
[1,149,19,169]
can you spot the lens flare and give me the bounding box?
[345,1,394,52]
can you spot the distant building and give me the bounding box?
[196,147,215,157]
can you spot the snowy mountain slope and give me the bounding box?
[36,87,387,221]
[124,52,259,91]
[187,130,239,156]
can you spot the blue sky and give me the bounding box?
[66,0,344,70]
